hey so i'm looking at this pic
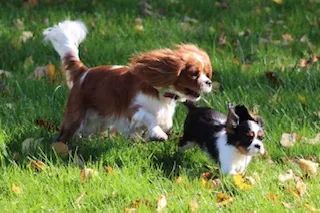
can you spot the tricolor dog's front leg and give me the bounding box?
[130,108,168,141]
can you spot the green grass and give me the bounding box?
[1,0,320,211]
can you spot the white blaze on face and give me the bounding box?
[198,73,212,93]
[247,120,265,155]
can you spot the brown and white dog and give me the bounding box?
[43,20,213,143]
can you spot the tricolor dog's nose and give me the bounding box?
[205,80,212,86]
[254,144,261,149]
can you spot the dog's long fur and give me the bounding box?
[43,20,213,143]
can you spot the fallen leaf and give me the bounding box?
[33,66,47,79]
[14,19,24,30]
[298,95,307,105]
[0,70,13,78]
[20,31,33,43]
[295,178,307,197]
[304,203,320,212]
[303,133,320,145]
[134,18,144,33]
[80,168,98,182]
[129,199,153,208]
[282,202,293,209]
[233,174,253,190]
[30,160,46,172]
[11,183,22,195]
[280,133,297,148]
[175,176,183,184]
[51,142,69,157]
[218,33,227,46]
[266,193,278,202]
[156,194,167,212]
[46,63,56,81]
[216,192,233,207]
[272,0,284,5]
[265,71,282,86]
[278,169,295,183]
[211,178,222,188]
[35,118,59,132]
[183,16,199,24]
[125,208,137,213]
[188,198,199,213]
[74,192,85,208]
[282,33,294,43]
[298,159,318,176]
[104,166,113,174]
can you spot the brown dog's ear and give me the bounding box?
[129,49,184,87]
[226,103,239,133]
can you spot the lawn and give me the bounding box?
[1,0,320,211]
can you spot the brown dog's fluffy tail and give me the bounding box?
[43,20,88,89]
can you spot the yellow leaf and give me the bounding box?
[266,193,279,202]
[282,33,294,43]
[134,18,144,33]
[80,168,98,182]
[156,195,167,212]
[175,176,183,184]
[280,133,297,148]
[30,160,46,172]
[216,192,233,207]
[304,203,320,212]
[282,202,293,209]
[104,166,113,174]
[188,198,199,213]
[298,159,318,176]
[298,95,307,105]
[74,192,85,208]
[46,63,56,81]
[233,174,253,190]
[125,208,137,213]
[11,183,22,195]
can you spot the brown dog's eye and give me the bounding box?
[190,72,198,79]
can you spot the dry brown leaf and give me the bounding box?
[282,33,294,43]
[295,178,307,197]
[280,133,297,148]
[51,142,69,157]
[80,168,98,182]
[20,31,33,43]
[278,169,295,183]
[218,33,227,46]
[156,195,167,212]
[11,183,22,195]
[233,174,253,190]
[216,192,233,207]
[30,160,46,172]
[35,118,59,132]
[188,198,199,212]
[298,159,318,176]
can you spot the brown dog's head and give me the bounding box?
[129,44,213,101]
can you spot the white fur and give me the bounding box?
[77,93,176,140]
[130,93,176,140]
[43,20,87,59]
[198,73,212,93]
[217,121,264,175]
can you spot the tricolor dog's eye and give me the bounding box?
[246,131,255,139]
[257,130,264,140]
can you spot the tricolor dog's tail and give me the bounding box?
[43,20,88,89]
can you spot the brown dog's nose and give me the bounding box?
[205,80,212,86]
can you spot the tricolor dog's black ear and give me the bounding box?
[234,105,255,122]
[226,103,239,133]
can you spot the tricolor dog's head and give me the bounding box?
[129,44,213,101]
[226,104,265,156]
